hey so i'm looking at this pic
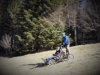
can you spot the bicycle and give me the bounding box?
[62,52,74,60]
[46,50,65,65]
[42,45,74,65]
[60,44,74,60]
[47,51,74,65]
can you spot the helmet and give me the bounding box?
[56,47,60,51]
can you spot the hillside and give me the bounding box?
[0,43,100,75]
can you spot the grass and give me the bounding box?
[0,43,100,75]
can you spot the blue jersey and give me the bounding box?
[62,35,69,45]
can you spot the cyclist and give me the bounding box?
[42,47,61,63]
[61,32,70,55]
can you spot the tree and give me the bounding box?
[63,0,78,45]
[15,0,64,53]
[77,0,100,43]
[7,0,21,50]
[0,34,12,56]
[0,0,11,35]
[0,0,12,53]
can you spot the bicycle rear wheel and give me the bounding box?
[68,54,74,60]
[48,59,56,65]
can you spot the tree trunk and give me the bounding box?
[82,32,85,44]
[74,27,77,45]
[98,29,100,42]
[11,26,14,50]
[68,13,70,34]
[67,0,70,34]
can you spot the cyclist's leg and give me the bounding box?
[65,44,70,54]
[46,55,55,61]
[42,55,55,63]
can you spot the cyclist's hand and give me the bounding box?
[61,44,64,47]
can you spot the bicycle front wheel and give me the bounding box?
[48,59,56,65]
[68,54,74,60]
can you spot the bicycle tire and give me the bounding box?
[48,59,56,65]
[68,54,74,60]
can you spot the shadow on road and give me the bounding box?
[22,62,47,69]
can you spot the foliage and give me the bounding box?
[13,0,65,53]
[0,0,11,34]
[0,34,11,49]
[0,34,12,56]
[7,0,21,24]
[77,0,99,32]
[1,0,100,56]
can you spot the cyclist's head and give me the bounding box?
[56,47,60,51]
[62,32,65,37]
